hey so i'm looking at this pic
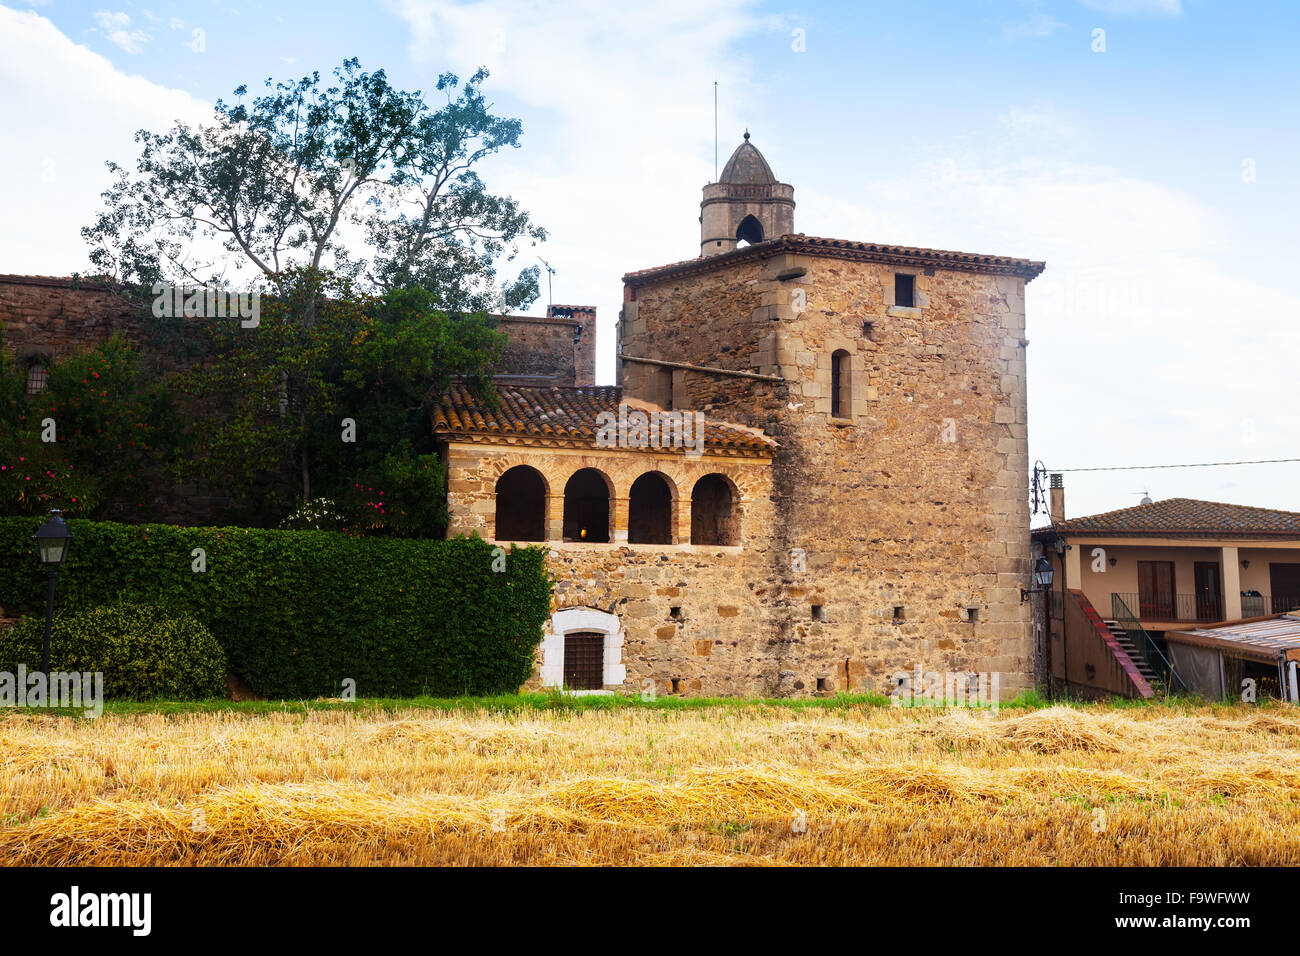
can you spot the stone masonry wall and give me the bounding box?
[443,440,797,696]
[619,249,1035,697]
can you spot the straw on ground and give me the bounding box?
[1,702,1298,865]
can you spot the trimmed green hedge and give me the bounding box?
[0,519,551,699]
[0,604,227,700]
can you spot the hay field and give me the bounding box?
[2,701,1299,865]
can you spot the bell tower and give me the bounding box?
[699,131,795,257]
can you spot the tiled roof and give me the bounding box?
[1045,498,1300,538]
[432,383,776,457]
[623,234,1046,285]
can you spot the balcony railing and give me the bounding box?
[1112,592,1300,622]
[1111,594,1187,694]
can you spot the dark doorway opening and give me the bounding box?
[1194,561,1223,621]
[690,474,737,545]
[1270,563,1300,614]
[628,472,673,544]
[494,465,547,542]
[563,468,610,542]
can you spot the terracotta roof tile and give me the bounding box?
[432,383,776,457]
[623,233,1045,284]
[1047,498,1300,537]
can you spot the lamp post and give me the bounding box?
[1023,554,1056,692]
[32,509,72,676]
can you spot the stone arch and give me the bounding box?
[563,467,612,542]
[735,214,764,246]
[690,472,740,546]
[493,464,548,542]
[628,470,677,545]
[540,606,626,692]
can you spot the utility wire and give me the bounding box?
[1053,457,1300,474]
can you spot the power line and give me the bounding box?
[1053,457,1300,474]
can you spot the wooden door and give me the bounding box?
[1194,562,1222,620]
[562,632,605,690]
[1270,563,1300,613]
[1138,560,1175,619]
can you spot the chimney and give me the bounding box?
[1049,473,1065,524]
[547,304,597,386]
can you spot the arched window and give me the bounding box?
[736,214,764,246]
[563,468,611,542]
[628,472,674,544]
[24,359,48,396]
[831,350,851,418]
[691,473,738,546]
[494,465,548,542]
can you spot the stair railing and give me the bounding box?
[1111,593,1188,694]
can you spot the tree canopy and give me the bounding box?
[83,59,544,314]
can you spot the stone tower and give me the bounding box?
[699,132,795,257]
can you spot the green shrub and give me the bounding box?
[0,518,552,699]
[0,604,227,700]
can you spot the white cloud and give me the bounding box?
[1004,11,1069,39]
[93,9,152,54]
[0,6,209,274]
[1077,0,1182,15]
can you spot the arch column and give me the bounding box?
[612,495,629,544]
[545,493,564,542]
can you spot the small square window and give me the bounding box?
[894,274,915,308]
[966,607,980,623]
[670,606,683,620]
[811,604,825,621]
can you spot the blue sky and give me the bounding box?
[2,0,1297,520]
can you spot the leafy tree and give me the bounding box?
[175,268,503,525]
[81,58,539,529]
[83,58,544,313]
[0,335,176,518]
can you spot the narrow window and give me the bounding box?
[811,604,825,621]
[895,273,915,308]
[25,361,47,395]
[893,605,905,623]
[831,350,851,419]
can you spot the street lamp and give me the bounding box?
[1021,554,1055,602]
[32,509,72,675]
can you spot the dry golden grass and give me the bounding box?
[2,701,1299,865]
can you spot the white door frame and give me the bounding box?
[540,606,625,693]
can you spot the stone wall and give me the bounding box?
[443,439,796,696]
[0,275,146,362]
[618,247,1035,697]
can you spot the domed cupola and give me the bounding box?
[700,131,795,257]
